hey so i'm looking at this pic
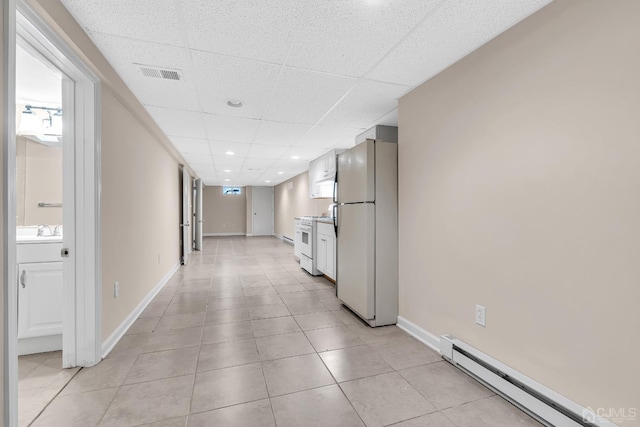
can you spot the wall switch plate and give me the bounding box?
[114,281,119,298]
[475,304,486,327]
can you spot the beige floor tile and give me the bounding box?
[333,308,362,325]
[273,284,306,293]
[18,386,60,427]
[125,316,161,335]
[187,399,275,427]
[32,387,118,427]
[245,294,284,307]
[294,311,345,331]
[209,287,244,299]
[301,281,334,290]
[319,297,343,311]
[340,372,436,427]
[243,286,277,296]
[155,312,205,331]
[124,347,199,384]
[138,417,187,427]
[164,300,208,316]
[368,336,442,370]
[207,296,246,311]
[18,358,42,380]
[60,356,137,396]
[201,321,254,344]
[256,332,315,361]
[305,326,364,352]
[251,316,301,337]
[319,345,393,383]
[19,357,80,392]
[106,334,151,359]
[284,299,329,315]
[249,303,291,320]
[348,322,408,344]
[400,361,494,410]
[270,385,364,427]
[278,291,317,303]
[175,284,211,294]
[311,289,337,300]
[190,363,268,413]
[144,326,203,353]
[198,339,260,372]
[268,276,300,286]
[262,353,335,396]
[442,396,543,427]
[140,304,167,318]
[204,307,250,325]
[392,411,457,427]
[100,375,194,426]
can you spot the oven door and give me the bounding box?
[300,225,313,259]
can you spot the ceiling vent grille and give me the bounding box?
[135,64,183,81]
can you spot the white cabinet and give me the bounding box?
[309,149,344,198]
[18,262,64,339]
[316,222,336,281]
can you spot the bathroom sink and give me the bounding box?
[16,226,63,243]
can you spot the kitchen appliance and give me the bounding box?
[334,130,398,327]
[295,217,322,276]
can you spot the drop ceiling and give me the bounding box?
[60,0,551,186]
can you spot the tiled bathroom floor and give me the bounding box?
[28,236,542,426]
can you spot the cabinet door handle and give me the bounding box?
[20,270,26,288]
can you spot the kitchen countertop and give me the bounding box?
[315,217,334,224]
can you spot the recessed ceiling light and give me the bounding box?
[265,180,271,183]
[224,169,231,172]
[277,171,284,175]
[224,179,230,182]
[225,151,234,156]
[226,99,244,108]
[291,155,300,159]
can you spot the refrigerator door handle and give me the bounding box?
[333,205,338,237]
[333,169,338,204]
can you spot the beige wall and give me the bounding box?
[16,136,63,226]
[21,0,191,341]
[203,186,246,235]
[274,171,332,240]
[1,2,5,420]
[398,0,640,418]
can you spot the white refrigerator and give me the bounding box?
[335,138,398,327]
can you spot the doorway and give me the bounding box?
[4,3,101,426]
[251,186,274,236]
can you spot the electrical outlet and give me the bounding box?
[475,304,486,327]
[114,281,119,298]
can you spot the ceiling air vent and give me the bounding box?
[135,64,183,81]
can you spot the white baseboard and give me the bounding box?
[18,334,62,356]
[396,316,441,354]
[101,262,180,358]
[203,233,245,237]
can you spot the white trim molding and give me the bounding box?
[101,263,180,358]
[396,316,441,354]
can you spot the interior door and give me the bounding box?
[181,165,190,265]
[252,186,274,236]
[194,179,203,251]
[337,203,375,319]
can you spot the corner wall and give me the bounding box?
[274,171,331,240]
[202,186,246,235]
[398,0,640,417]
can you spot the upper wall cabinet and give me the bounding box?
[309,149,344,198]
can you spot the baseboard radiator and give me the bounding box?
[440,335,615,427]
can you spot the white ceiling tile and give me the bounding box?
[212,155,244,171]
[320,80,409,128]
[182,153,212,165]
[191,51,281,118]
[262,68,357,125]
[296,125,363,148]
[270,157,311,171]
[209,141,252,157]
[369,108,399,127]
[202,114,261,142]
[87,34,200,111]
[247,144,289,160]
[60,0,186,47]
[241,158,276,173]
[283,146,327,162]
[367,0,552,86]
[287,0,441,77]
[253,121,314,146]
[145,106,206,139]
[170,137,210,155]
[180,0,306,63]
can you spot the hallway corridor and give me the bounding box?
[27,237,540,426]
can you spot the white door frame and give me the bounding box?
[3,2,102,425]
[181,165,190,265]
[194,179,203,251]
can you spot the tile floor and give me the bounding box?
[25,236,542,426]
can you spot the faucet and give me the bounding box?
[37,224,52,236]
[53,224,62,236]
